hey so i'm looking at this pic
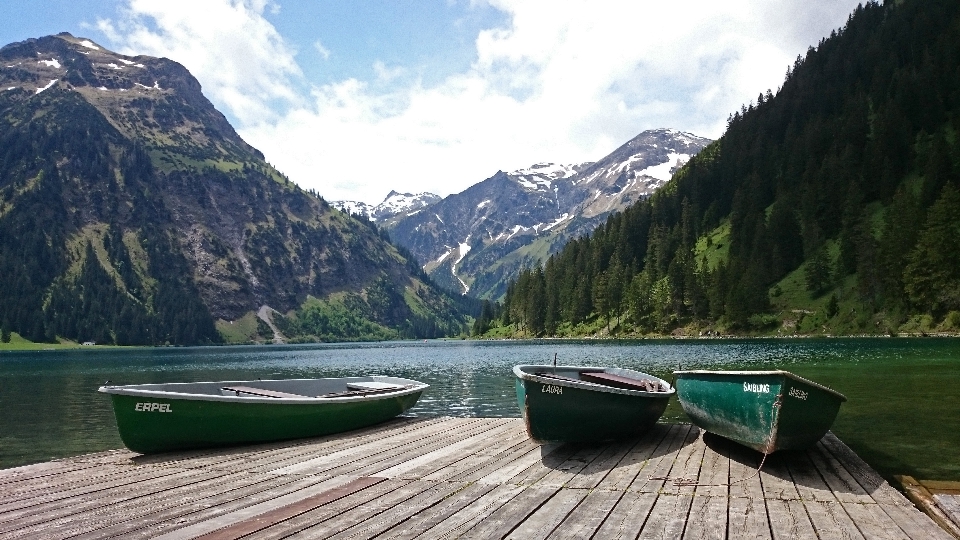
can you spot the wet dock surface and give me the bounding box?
[0,418,951,539]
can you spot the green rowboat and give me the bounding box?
[99,376,427,454]
[673,370,846,454]
[514,365,674,443]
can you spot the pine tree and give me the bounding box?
[903,184,960,314]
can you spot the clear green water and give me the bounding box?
[1,339,957,481]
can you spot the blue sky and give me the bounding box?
[2,0,863,204]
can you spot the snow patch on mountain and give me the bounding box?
[511,162,583,179]
[78,40,99,50]
[38,59,61,69]
[332,190,440,222]
[35,79,57,94]
[637,153,690,181]
[456,237,472,264]
[436,247,455,264]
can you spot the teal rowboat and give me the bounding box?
[514,365,674,443]
[673,370,846,454]
[99,376,427,454]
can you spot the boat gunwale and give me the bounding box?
[514,364,675,397]
[673,369,846,401]
[97,376,428,404]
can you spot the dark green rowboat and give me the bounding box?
[514,365,674,443]
[99,376,427,454]
[673,370,846,454]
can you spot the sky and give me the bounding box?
[2,0,864,204]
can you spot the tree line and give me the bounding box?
[494,0,960,337]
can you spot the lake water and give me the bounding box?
[1,338,958,482]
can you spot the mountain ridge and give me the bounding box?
[383,128,712,299]
[0,33,469,345]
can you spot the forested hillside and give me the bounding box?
[491,0,960,337]
[0,34,471,346]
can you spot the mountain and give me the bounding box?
[385,129,711,299]
[0,33,469,345]
[497,0,960,338]
[333,190,441,224]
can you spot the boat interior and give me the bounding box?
[110,377,417,399]
[530,368,669,393]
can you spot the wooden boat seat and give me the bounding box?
[318,385,407,398]
[221,386,312,399]
[579,372,664,392]
[534,372,583,384]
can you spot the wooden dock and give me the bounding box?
[0,418,952,539]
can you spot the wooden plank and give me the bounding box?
[0,464,192,512]
[505,488,590,539]
[637,428,705,539]
[266,416,482,475]
[190,476,385,540]
[263,418,476,475]
[788,451,844,503]
[799,500,866,540]
[0,468,221,535]
[75,474,342,540]
[594,424,671,491]
[535,445,611,489]
[419,426,531,482]
[375,482,498,540]
[819,434,915,507]
[338,419,510,479]
[727,495,772,540]
[458,485,559,539]
[456,441,557,485]
[548,489,624,539]
[638,494,696,540]
[682,495,728,540]
[144,476,376,540]
[659,426,706,497]
[273,480,444,539]
[628,424,692,493]
[237,478,413,540]
[320,481,467,540]
[376,418,517,479]
[895,476,960,540]
[810,442,942,540]
[726,439,766,501]
[220,385,312,399]
[683,437,729,540]
[934,494,960,528]
[0,461,102,485]
[0,471,225,538]
[493,444,582,487]
[411,484,525,540]
[161,417,452,476]
[760,453,803,501]
[563,438,638,490]
[766,499,817,540]
[784,453,867,540]
[805,443,872,504]
[591,491,659,539]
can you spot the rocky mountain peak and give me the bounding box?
[0,33,259,161]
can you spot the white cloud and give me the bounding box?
[313,39,330,60]
[100,0,862,204]
[97,0,302,126]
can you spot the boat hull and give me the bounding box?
[101,377,425,454]
[673,370,845,454]
[514,365,673,443]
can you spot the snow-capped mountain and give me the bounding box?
[333,190,441,223]
[385,129,712,298]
